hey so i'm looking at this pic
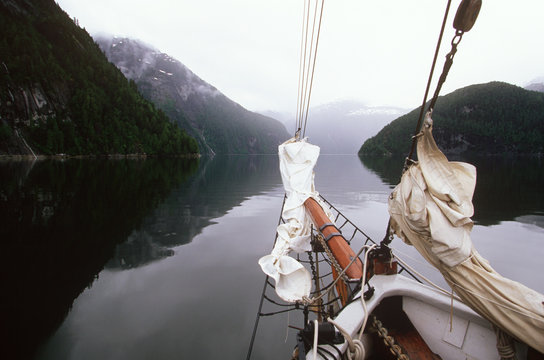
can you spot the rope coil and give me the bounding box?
[494,326,518,360]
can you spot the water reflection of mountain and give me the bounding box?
[0,158,198,360]
[1,155,283,358]
[359,155,544,227]
[355,155,404,189]
[107,154,282,269]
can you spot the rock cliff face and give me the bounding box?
[96,36,290,154]
[0,66,67,155]
[0,3,60,153]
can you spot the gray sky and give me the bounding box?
[56,0,544,114]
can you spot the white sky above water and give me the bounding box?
[56,0,544,114]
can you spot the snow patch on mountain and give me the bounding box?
[347,107,404,117]
[96,36,220,100]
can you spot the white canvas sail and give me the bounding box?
[388,112,544,353]
[259,137,332,302]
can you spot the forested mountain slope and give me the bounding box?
[0,0,198,156]
[96,36,290,154]
[359,82,544,156]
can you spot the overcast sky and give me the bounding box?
[56,0,544,115]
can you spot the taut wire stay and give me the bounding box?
[406,0,482,163]
[295,0,325,140]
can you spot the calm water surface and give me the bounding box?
[1,154,542,360]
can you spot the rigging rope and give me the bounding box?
[248,194,430,359]
[385,0,482,272]
[406,0,481,163]
[295,0,310,135]
[295,0,325,139]
[326,243,376,360]
[407,0,453,162]
[246,196,287,360]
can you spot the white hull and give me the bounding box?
[313,274,528,359]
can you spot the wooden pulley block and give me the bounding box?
[453,0,482,32]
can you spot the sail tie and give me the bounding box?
[494,326,518,360]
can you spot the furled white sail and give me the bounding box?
[259,137,331,302]
[388,112,544,353]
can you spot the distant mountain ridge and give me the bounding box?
[359,82,544,156]
[285,100,407,154]
[525,82,544,93]
[96,36,289,154]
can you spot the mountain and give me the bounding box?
[359,82,544,156]
[95,36,289,154]
[260,110,293,127]
[0,0,198,156]
[290,100,407,154]
[525,82,544,93]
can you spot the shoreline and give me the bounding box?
[0,153,201,161]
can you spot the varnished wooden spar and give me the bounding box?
[331,265,350,306]
[304,197,363,280]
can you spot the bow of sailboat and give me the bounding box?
[248,1,544,359]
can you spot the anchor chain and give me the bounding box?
[371,316,410,360]
[314,232,349,283]
[428,30,464,111]
[308,250,317,282]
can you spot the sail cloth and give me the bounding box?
[388,112,544,353]
[259,137,331,302]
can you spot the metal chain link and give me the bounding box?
[315,232,349,283]
[429,30,464,111]
[308,250,317,281]
[371,316,410,360]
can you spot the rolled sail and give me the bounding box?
[388,112,544,353]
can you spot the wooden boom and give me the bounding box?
[304,197,363,280]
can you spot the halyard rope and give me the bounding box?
[295,0,325,139]
[324,244,377,360]
[301,244,376,306]
[407,0,453,161]
[395,251,544,322]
